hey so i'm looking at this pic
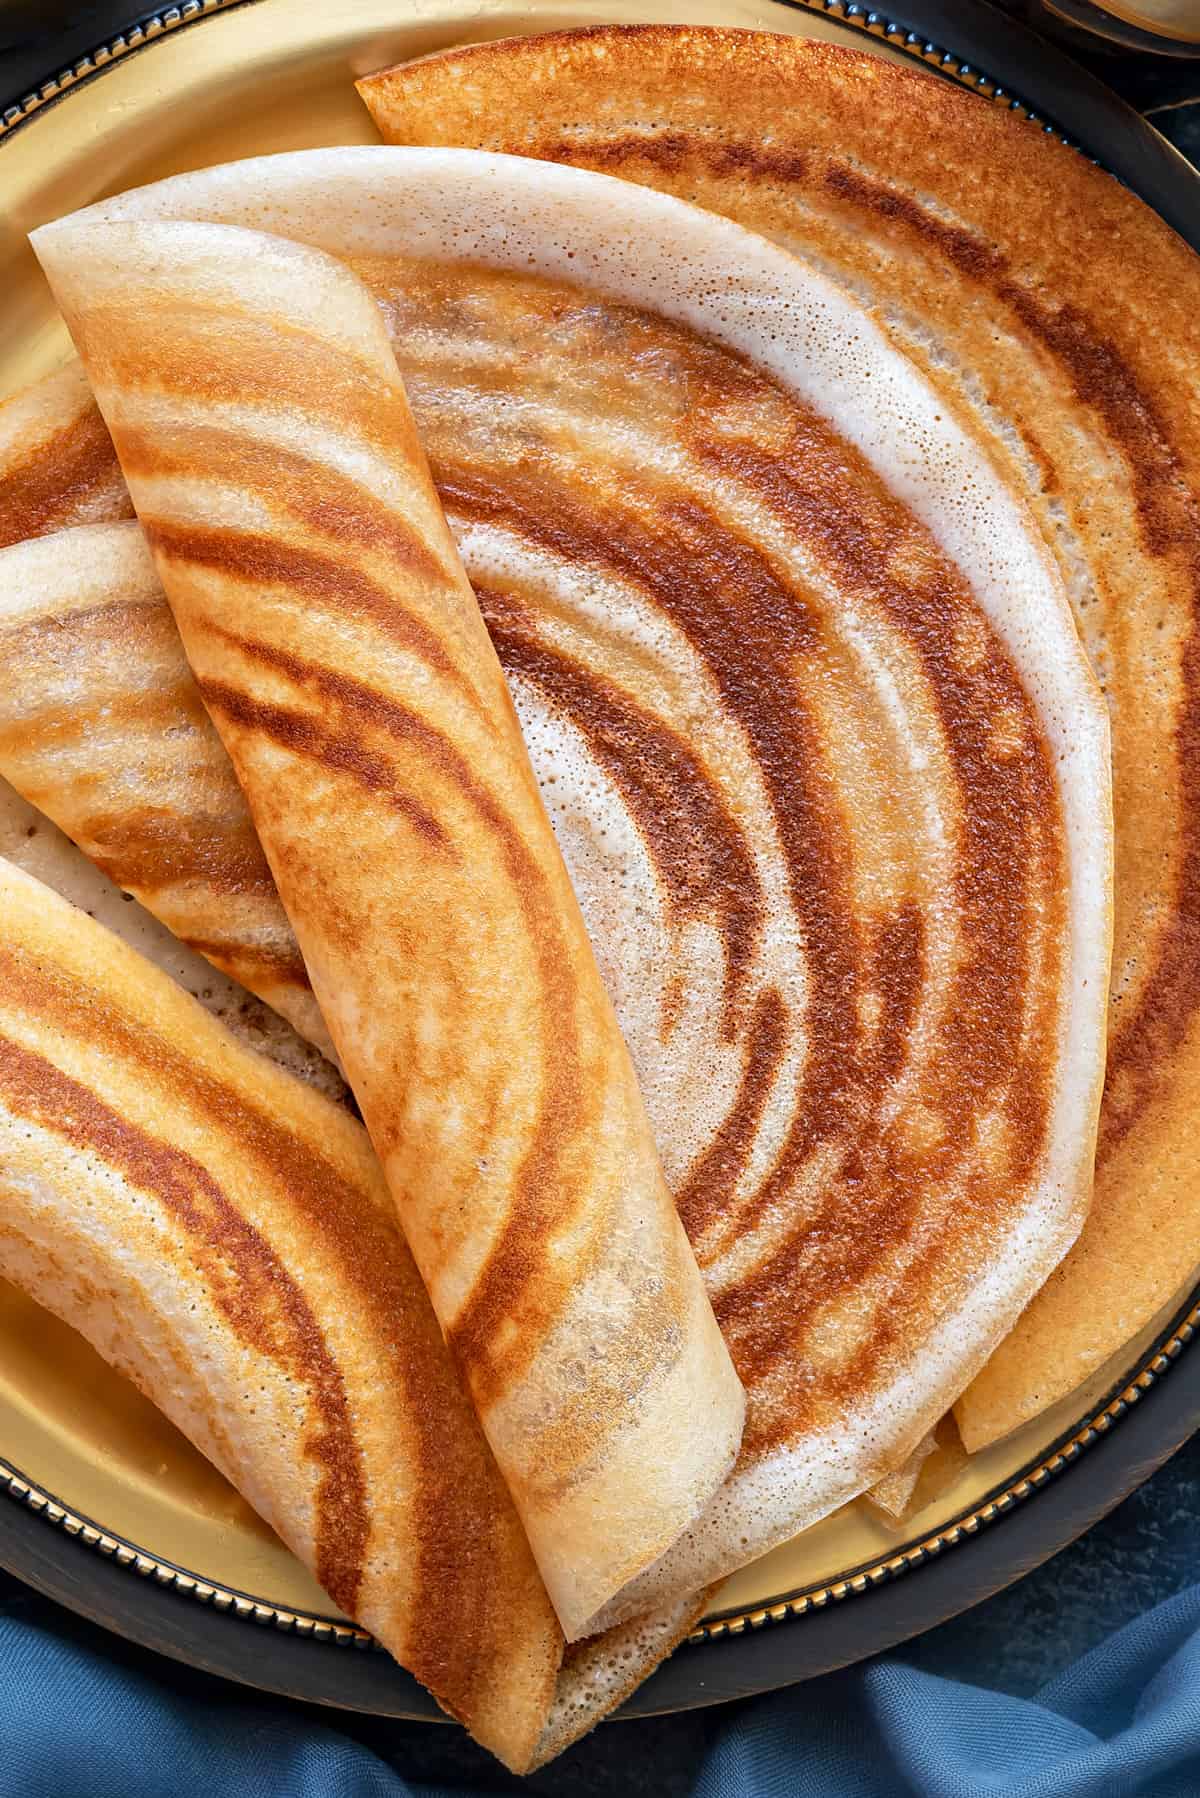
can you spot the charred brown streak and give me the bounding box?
[676,987,789,1242]
[123,423,450,586]
[537,128,810,189]
[0,1028,368,1610]
[478,584,765,1031]
[869,904,925,1087]
[197,674,452,852]
[81,804,278,898]
[139,517,468,699]
[178,935,308,983]
[0,405,129,547]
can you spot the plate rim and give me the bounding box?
[6,0,1200,259]
[5,1292,1200,1719]
[2,0,1200,1720]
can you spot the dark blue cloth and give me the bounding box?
[4,1474,1200,1798]
[694,1588,1200,1797]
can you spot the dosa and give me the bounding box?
[0,521,329,1055]
[0,857,705,1771]
[360,25,1200,1449]
[33,199,744,1640]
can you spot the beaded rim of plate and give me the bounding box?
[3,1289,1197,1649]
[0,0,1168,1654]
[0,0,1075,143]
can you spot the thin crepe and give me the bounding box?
[858,1417,968,1529]
[30,146,1110,1611]
[0,855,710,1771]
[32,204,743,1642]
[0,521,330,1055]
[359,26,1200,1449]
[859,1434,936,1525]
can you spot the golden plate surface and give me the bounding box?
[0,0,1194,1658]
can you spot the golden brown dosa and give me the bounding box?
[0,856,711,1769]
[28,146,1109,1611]
[0,513,1012,1533]
[0,521,330,1055]
[32,206,744,1641]
[359,26,1200,1450]
[0,856,559,1768]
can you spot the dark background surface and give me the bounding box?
[3,3,1200,1792]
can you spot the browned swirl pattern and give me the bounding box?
[14,200,1082,1566]
[0,521,329,1054]
[353,253,1067,1459]
[359,26,1195,1439]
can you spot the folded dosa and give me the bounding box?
[31,146,1110,1609]
[33,204,743,1641]
[0,428,980,1538]
[858,1416,967,1528]
[0,855,712,1770]
[0,522,329,1056]
[359,26,1200,1450]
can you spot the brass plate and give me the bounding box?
[0,0,1196,1685]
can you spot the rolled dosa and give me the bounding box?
[31,146,1110,1610]
[0,521,330,1056]
[0,857,569,1768]
[33,204,743,1642]
[359,25,1200,1449]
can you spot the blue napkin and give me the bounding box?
[4,1556,1200,1798]
[696,1586,1200,1797]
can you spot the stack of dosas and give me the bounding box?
[6,18,1196,1765]
[24,141,1110,1582]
